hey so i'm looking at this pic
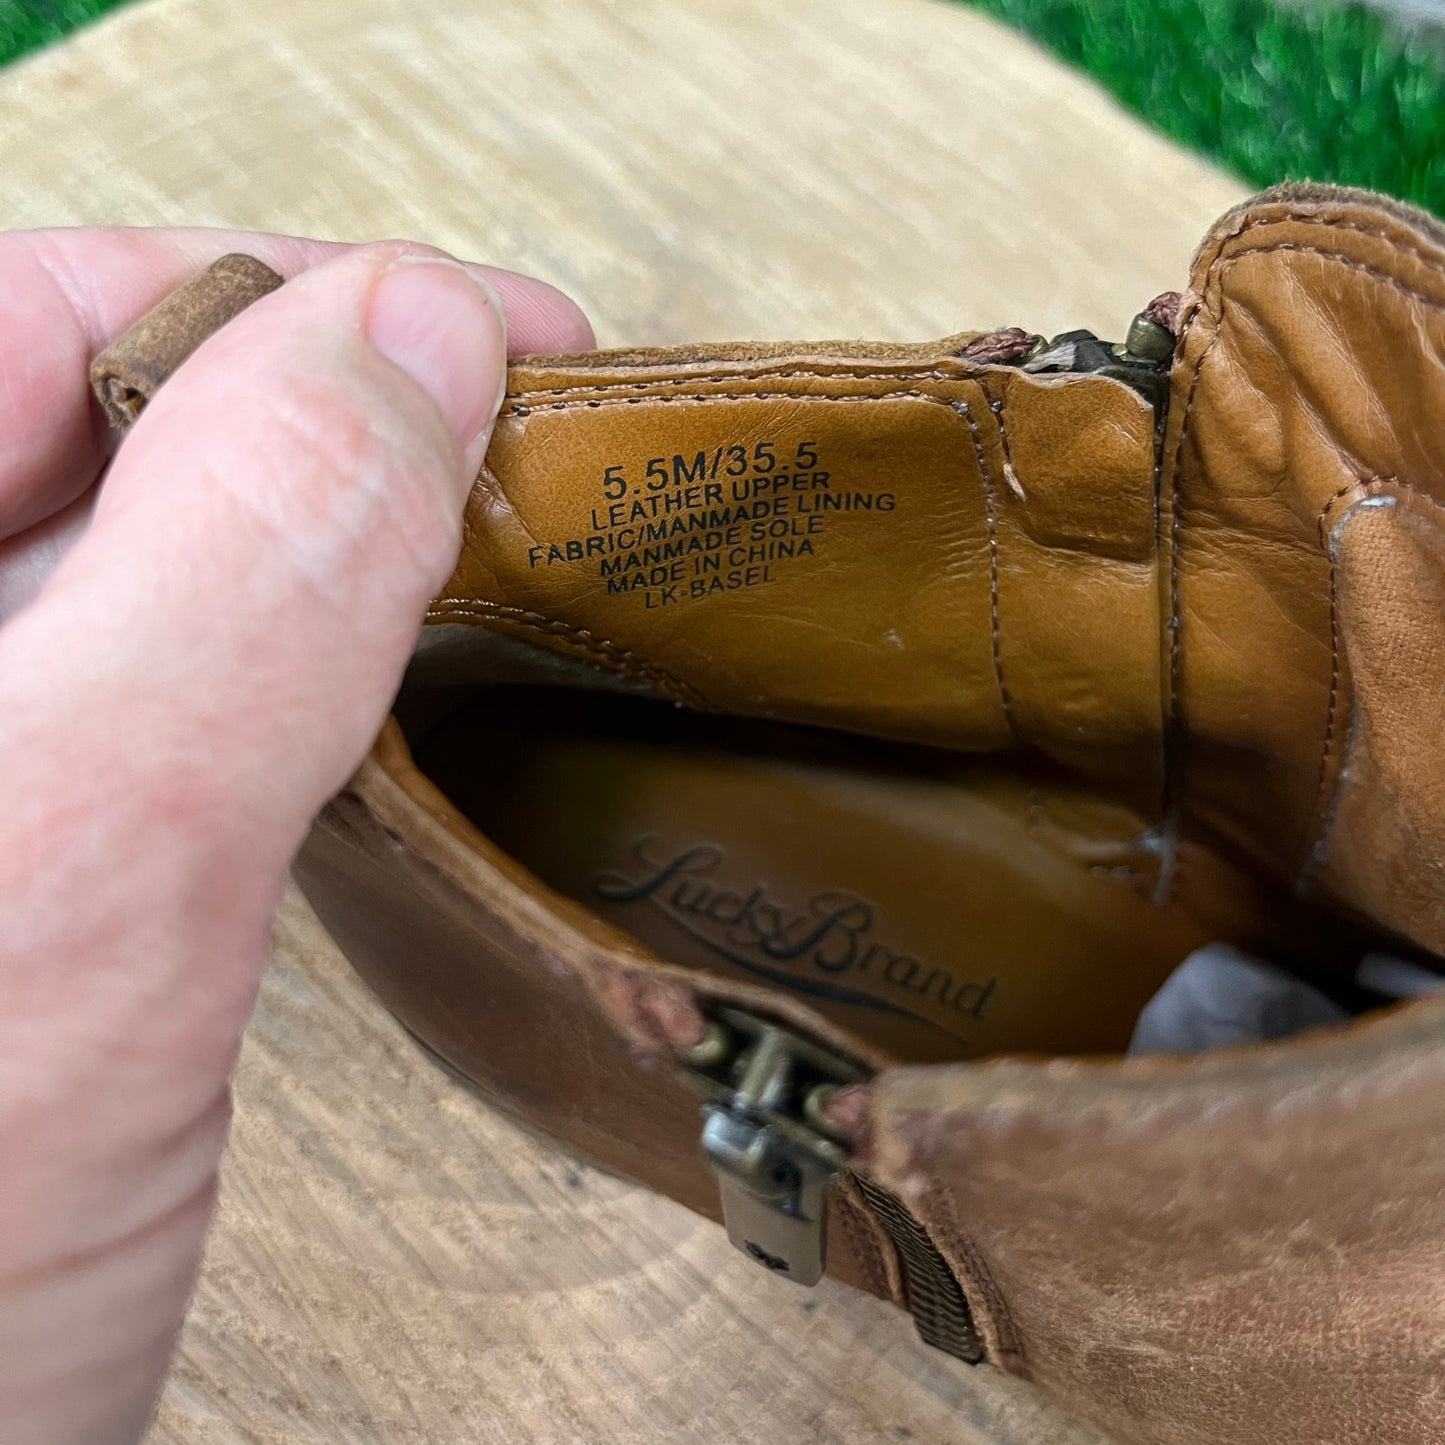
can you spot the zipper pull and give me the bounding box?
[1010,306,1177,411]
[682,1009,863,1286]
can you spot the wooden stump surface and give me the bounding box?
[0,1,1246,1439]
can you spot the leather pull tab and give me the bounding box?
[89,253,284,431]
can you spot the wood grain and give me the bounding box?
[0,1,1247,1439]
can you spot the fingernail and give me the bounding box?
[365,256,507,474]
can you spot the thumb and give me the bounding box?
[2,242,507,872]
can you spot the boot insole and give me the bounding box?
[411,689,1225,1064]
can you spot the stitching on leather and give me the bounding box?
[1366,477,1445,524]
[1311,473,1445,537]
[426,599,712,710]
[1231,211,1445,274]
[952,400,1016,735]
[1300,478,1445,884]
[988,395,1024,501]
[1163,217,1445,901]
[507,387,947,416]
[1149,332,1171,836]
[506,365,962,405]
[1162,331,1222,899]
[1313,478,1375,548]
[1297,478,1374,890]
[1230,242,1445,311]
[430,603,707,708]
[1295,482,1358,888]
[1303,692,1361,888]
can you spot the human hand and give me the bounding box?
[0,228,593,1444]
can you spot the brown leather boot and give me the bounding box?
[97,181,1445,1445]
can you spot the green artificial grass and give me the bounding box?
[966,0,1445,216]
[0,0,1442,216]
[0,0,129,67]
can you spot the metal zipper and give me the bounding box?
[1006,308,1175,412]
[680,1007,984,1363]
[682,1007,862,1285]
[854,1175,983,1363]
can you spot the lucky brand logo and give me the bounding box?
[593,838,996,1030]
